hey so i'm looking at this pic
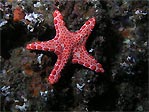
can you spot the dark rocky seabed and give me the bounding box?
[0,0,148,111]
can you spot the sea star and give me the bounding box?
[26,10,104,84]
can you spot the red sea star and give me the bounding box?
[26,10,104,84]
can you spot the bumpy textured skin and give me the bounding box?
[26,10,104,84]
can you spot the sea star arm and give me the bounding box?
[26,40,61,55]
[48,48,70,84]
[72,46,104,73]
[75,17,96,45]
[53,10,65,32]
